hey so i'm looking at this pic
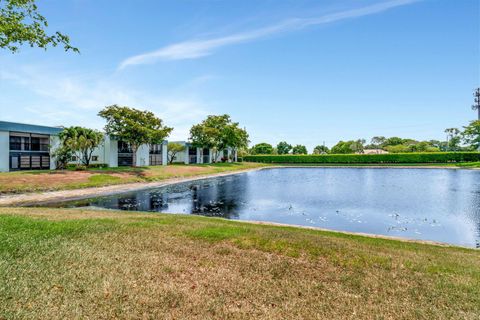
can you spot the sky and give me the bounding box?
[0,0,478,149]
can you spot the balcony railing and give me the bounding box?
[9,142,49,152]
[202,155,210,164]
[188,155,197,164]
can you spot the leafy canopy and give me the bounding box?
[313,145,329,154]
[331,140,365,154]
[251,143,273,155]
[1,0,78,53]
[99,105,172,166]
[277,141,292,155]
[59,126,104,166]
[167,142,185,164]
[292,145,308,155]
[462,120,480,150]
[189,114,249,161]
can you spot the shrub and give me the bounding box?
[243,152,480,164]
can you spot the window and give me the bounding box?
[71,156,77,161]
[92,156,98,161]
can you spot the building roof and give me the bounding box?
[0,121,63,135]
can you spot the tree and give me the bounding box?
[462,120,480,150]
[351,139,366,153]
[223,123,249,161]
[331,141,352,154]
[313,145,329,154]
[51,144,73,170]
[369,136,386,149]
[99,105,173,167]
[472,88,480,120]
[292,145,308,155]
[277,141,292,155]
[189,114,248,162]
[167,142,185,164]
[445,128,462,151]
[384,137,404,147]
[59,126,104,166]
[251,143,273,155]
[1,0,78,53]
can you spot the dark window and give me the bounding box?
[92,156,98,161]
[9,136,22,150]
[9,134,49,152]
[149,154,162,166]
[150,144,163,154]
[118,141,132,153]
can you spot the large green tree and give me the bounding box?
[99,105,173,167]
[276,141,292,155]
[462,120,480,150]
[331,140,365,154]
[292,145,308,154]
[59,126,104,166]
[1,0,78,52]
[251,143,273,155]
[445,128,462,151]
[189,114,248,162]
[313,145,329,154]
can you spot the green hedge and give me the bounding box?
[243,152,480,164]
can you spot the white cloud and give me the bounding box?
[119,0,420,69]
[0,67,211,140]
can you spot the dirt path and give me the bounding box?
[0,168,263,206]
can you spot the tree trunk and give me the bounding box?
[132,145,138,167]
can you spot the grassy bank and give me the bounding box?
[0,162,269,194]
[0,208,478,319]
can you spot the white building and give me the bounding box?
[70,137,168,167]
[0,121,62,172]
[0,120,236,172]
[169,141,236,164]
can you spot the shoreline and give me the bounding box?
[0,167,263,206]
[1,164,478,206]
[240,219,472,249]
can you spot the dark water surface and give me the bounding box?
[47,168,480,247]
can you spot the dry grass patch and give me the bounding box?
[0,207,479,319]
[0,163,268,194]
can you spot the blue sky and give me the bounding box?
[0,0,478,149]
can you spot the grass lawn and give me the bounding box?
[0,208,478,319]
[0,162,269,194]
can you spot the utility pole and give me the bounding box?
[473,88,480,120]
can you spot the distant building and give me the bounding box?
[69,137,168,168]
[169,141,235,164]
[358,149,389,155]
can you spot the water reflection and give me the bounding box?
[45,168,480,248]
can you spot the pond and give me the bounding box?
[44,168,480,247]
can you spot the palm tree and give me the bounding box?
[473,88,480,120]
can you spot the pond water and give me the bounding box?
[46,168,480,247]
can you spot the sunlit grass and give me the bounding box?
[0,207,478,319]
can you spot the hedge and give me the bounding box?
[243,152,480,164]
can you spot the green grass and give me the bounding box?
[0,207,479,319]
